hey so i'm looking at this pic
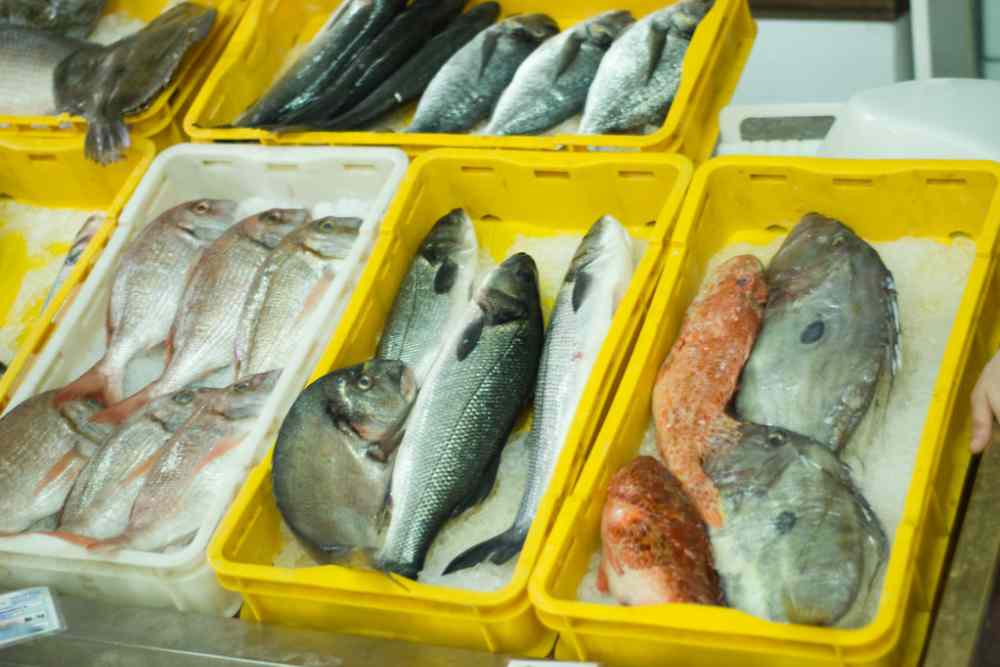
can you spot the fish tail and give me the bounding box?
[54,363,108,407]
[442,525,527,575]
[89,383,157,425]
[84,115,131,166]
[373,555,421,580]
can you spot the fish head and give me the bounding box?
[422,209,476,265]
[53,44,114,116]
[299,216,363,259]
[59,397,115,444]
[171,199,239,241]
[767,213,859,283]
[585,10,636,47]
[213,370,281,421]
[245,208,310,249]
[566,216,634,310]
[698,254,768,312]
[323,360,417,445]
[481,252,541,311]
[504,13,560,43]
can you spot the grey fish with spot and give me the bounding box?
[376,209,478,386]
[0,24,95,116]
[0,0,106,38]
[705,420,888,628]
[736,213,901,452]
[0,391,113,533]
[406,13,559,134]
[485,11,634,136]
[375,253,544,578]
[236,216,363,380]
[579,0,712,135]
[272,360,417,563]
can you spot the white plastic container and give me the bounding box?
[0,144,408,615]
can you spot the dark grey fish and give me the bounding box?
[0,24,94,116]
[485,11,634,136]
[375,253,544,579]
[0,0,106,38]
[736,213,901,452]
[315,3,500,132]
[272,360,417,564]
[236,0,405,127]
[376,209,478,386]
[406,13,559,134]
[705,420,888,628]
[54,2,216,164]
[580,0,712,135]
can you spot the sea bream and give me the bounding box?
[445,216,634,574]
[485,11,634,136]
[375,253,544,579]
[92,208,306,425]
[580,0,713,135]
[736,213,901,452]
[376,209,479,386]
[0,391,114,533]
[56,199,238,409]
[406,13,559,134]
[236,216,362,379]
[272,360,417,563]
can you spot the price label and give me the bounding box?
[0,587,65,649]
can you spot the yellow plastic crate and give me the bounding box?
[185,0,754,162]
[530,156,1000,667]
[207,149,693,656]
[0,137,154,411]
[0,0,249,144]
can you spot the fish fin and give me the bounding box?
[54,365,108,407]
[480,29,500,79]
[434,258,459,295]
[37,530,102,549]
[122,450,165,486]
[87,535,127,554]
[645,22,669,84]
[34,450,85,496]
[90,384,157,425]
[456,315,485,361]
[596,560,609,593]
[449,444,504,519]
[442,525,527,574]
[555,32,585,80]
[572,269,592,312]
[194,437,243,475]
[84,115,131,166]
[373,555,421,580]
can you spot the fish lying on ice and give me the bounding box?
[0,24,95,116]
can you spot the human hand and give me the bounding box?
[971,351,1000,453]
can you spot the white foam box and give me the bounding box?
[0,144,408,615]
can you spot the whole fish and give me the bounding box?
[273,360,417,563]
[445,216,634,574]
[40,214,105,315]
[736,213,901,452]
[375,209,478,386]
[376,253,544,578]
[92,208,307,425]
[236,216,362,379]
[315,4,500,132]
[580,0,712,135]
[653,255,768,528]
[0,391,113,533]
[406,13,559,134]
[92,371,280,552]
[705,420,888,627]
[54,2,216,164]
[295,0,468,125]
[598,456,722,606]
[485,11,634,136]
[56,199,238,409]
[0,24,93,116]
[0,0,106,38]
[56,387,212,541]
[236,0,405,127]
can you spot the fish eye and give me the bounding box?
[234,381,253,392]
[766,431,785,447]
[318,220,336,232]
[193,201,211,215]
[801,320,825,344]
[357,374,373,391]
[735,276,749,288]
[173,390,195,405]
[261,211,281,223]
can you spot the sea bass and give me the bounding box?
[580,0,712,135]
[0,0,107,38]
[406,13,559,133]
[0,391,113,533]
[0,24,93,116]
[92,208,306,425]
[316,3,500,132]
[736,213,901,452]
[236,0,405,127]
[376,253,544,578]
[485,11,634,136]
[652,255,768,528]
[376,209,478,386]
[94,371,279,552]
[705,420,888,627]
[236,216,362,379]
[273,360,417,563]
[56,199,238,408]
[445,216,634,574]
[598,456,722,605]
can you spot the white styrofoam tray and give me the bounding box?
[0,144,409,615]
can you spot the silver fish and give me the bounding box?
[0,391,113,533]
[272,360,417,563]
[56,199,238,409]
[579,0,712,135]
[40,214,105,315]
[0,24,94,116]
[445,216,634,573]
[236,216,362,380]
[485,11,634,136]
[705,421,888,628]
[0,0,107,38]
[376,209,478,386]
[92,208,307,425]
[376,253,544,579]
[736,213,901,452]
[406,13,559,134]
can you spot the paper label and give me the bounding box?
[0,587,65,649]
